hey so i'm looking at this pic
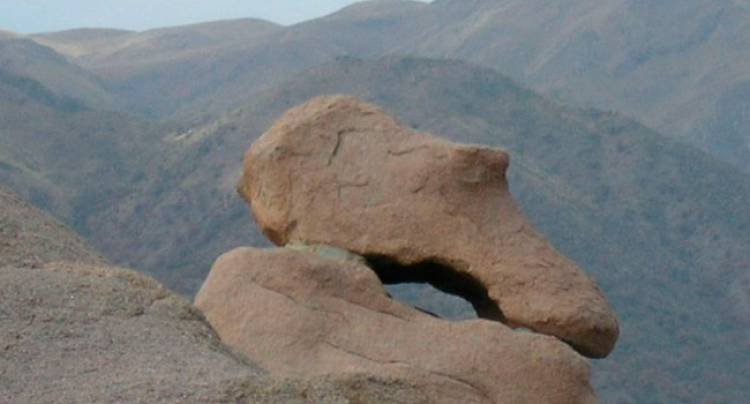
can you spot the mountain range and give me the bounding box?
[1,1,749,402]
[32,0,750,172]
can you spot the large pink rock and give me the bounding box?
[238,96,618,357]
[195,247,597,404]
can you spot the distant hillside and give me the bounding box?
[276,0,750,171]
[395,0,750,171]
[0,36,113,108]
[82,56,750,403]
[0,66,165,231]
[35,0,749,171]
[30,28,134,58]
[32,19,301,120]
[27,4,436,121]
[0,29,18,39]
[290,0,429,56]
[33,19,279,62]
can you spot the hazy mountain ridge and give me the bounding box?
[398,0,750,170]
[32,18,280,62]
[0,64,166,230]
[30,28,134,58]
[31,18,322,120]
[29,0,749,171]
[0,36,113,109]
[0,29,18,39]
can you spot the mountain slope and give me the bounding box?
[31,19,331,120]
[0,66,165,232]
[83,56,750,403]
[0,36,113,108]
[289,0,429,56]
[30,28,134,58]
[27,3,431,121]
[29,0,750,171]
[290,0,750,171]
[397,0,750,170]
[0,29,18,39]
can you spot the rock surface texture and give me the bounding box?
[196,247,598,404]
[0,184,104,267]
[237,95,619,358]
[0,186,426,403]
[0,262,263,402]
[0,261,429,403]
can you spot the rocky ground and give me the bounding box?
[0,183,427,403]
[0,185,104,268]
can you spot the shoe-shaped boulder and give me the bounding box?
[238,96,618,358]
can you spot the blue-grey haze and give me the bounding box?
[0,0,428,34]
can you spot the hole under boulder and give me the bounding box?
[385,283,477,320]
[365,255,506,323]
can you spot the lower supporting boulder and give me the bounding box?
[195,247,597,404]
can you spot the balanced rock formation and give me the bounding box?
[237,95,618,358]
[196,247,597,404]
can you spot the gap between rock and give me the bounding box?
[364,255,506,323]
